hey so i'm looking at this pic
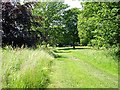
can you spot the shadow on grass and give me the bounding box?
[53,50,71,53]
[57,47,91,50]
[49,50,67,58]
[54,54,67,59]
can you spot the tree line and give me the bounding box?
[2,2,80,48]
[78,2,120,60]
[78,2,120,48]
[2,1,120,54]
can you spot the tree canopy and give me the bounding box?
[78,2,120,48]
[32,2,69,46]
[62,8,80,48]
[2,1,120,57]
[2,2,36,47]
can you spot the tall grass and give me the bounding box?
[0,48,2,89]
[2,47,53,88]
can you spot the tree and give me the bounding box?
[2,2,43,48]
[63,8,80,49]
[32,2,69,47]
[78,2,120,48]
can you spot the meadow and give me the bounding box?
[1,46,118,88]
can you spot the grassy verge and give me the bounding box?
[2,48,53,88]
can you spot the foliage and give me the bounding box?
[62,8,80,48]
[78,2,120,48]
[32,2,69,46]
[2,2,43,48]
[1,2,80,48]
[2,1,119,51]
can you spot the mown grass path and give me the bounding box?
[48,47,118,88]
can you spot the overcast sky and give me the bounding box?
[20,0,82,9]
[64,0,82,9]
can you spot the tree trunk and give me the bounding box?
[73,41,75,49]
[73,45,75,49]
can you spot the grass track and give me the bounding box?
[1,47,118,88]
[48,46,118,88]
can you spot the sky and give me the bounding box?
[64,0,82,9]
[19,0,82,9]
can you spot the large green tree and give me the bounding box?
[63,8,80,49]
[78,2,120,48]
[32,2,68,47]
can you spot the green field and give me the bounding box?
[1,47,118,88]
